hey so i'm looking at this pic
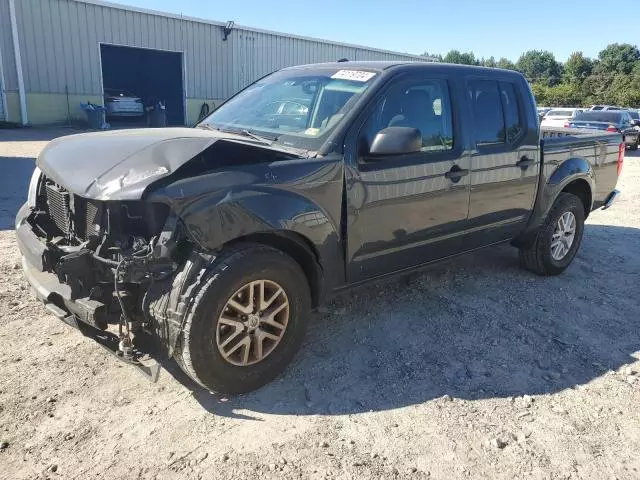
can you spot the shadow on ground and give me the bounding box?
[160,223,640,419]
[0,156,35,230]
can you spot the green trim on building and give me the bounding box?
[25,93,102,125]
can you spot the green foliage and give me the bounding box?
[422,51,443,62]
[516,50,563,86]
[563,52,593,84]
[596,44,640,75]
[429,45,640,107]
[497,58,516,70]
[443,50,479,65]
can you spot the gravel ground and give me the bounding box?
[1,128,639,480]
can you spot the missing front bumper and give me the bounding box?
[16,203,162,382]
[20,255,161,382]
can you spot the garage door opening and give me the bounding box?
[100,44,185,126]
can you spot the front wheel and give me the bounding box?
[174,244,311,394]
[518,193,585,276]
[630,137,639,151]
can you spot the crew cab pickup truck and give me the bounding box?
[16,62,623,393]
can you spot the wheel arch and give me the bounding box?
[560,178,592,218]
[226,230,325,308]
[513,157,594,249]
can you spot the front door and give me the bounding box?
[345,75,470,282]
[463,78,540,249]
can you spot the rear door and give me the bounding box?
[462,78,539,249]
[344,73,470,282]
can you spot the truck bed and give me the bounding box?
[540,127,621,209]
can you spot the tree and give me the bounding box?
[610,74,640,106]
[443,50,479,65]
[596,43,640,75]
[422,51,442,62]
[530,83,548,106]
[482,56,498,68]
[545,83,582,106]
[496,57,516,70]
[423,44,640,108]
[516,50,563,86]
[563,52,593,84]
[581,73,615,105]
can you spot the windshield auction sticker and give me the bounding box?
[330,70,377,82]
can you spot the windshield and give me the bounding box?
[627,110,639,120]
[574,111,622,122]
[198,67,379,150]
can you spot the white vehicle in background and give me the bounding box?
[537,106,551,122]
[540,108,582,128]
[589,105,622,111]
[104,89,145,117]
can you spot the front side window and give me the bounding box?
[360,78,454,154]
[199,68,379,151]
[468,80,505,145]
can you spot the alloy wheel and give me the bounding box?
[215,280,289,366]
[550,211,576,261]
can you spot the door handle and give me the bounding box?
[444,167,470,182]
[516,156,535,170]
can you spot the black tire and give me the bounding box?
[630,138,639,151]
[518,192,585,276]
[174,244,311,394]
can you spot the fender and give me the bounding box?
[147,158,346,291]
[513,157,595,248]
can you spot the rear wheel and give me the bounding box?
[175,244,311,394]
[518,193,585,276]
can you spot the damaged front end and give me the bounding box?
[16,172,208,380]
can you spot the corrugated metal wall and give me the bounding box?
[0,0,17,93]
[7,0,427,100]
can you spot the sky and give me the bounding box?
[106,0,637,62]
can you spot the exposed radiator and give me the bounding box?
[43,179,99,240]
[45,182,70,235]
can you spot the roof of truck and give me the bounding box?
[284,61,524,76]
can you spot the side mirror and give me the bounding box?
[369,127,422,156]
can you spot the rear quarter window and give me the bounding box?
[499,82,524,142]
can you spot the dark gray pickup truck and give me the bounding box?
[16,62,623,393]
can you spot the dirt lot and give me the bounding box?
[1,128,639,480]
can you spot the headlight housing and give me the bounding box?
[27,166,42,208]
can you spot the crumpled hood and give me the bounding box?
[37,128,221,200]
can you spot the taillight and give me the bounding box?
[607,125,619,132]
[617,142,624,176]
[564,122,570,128]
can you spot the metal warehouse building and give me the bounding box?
[0,0,427,126]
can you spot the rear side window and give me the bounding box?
[499,82,523,142]
[468,80,505,144]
